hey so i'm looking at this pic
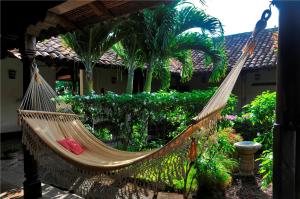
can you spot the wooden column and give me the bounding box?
[273,2,300,199]
[20,34,42,199]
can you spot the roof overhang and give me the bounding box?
[1,0,172,57]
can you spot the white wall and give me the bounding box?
[0,58,56,133]
[1,58,23,133]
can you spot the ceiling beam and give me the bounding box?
[26,11,79,37]
[49,0,97,15]
[88,1,114,17]
[46,11,79,30]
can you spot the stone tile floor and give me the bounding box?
[0,137,184,199]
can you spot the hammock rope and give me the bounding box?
[19,62,73,113]
[18,7,272,197]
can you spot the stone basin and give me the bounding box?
[234,141,262,176]
[234,141,262,154]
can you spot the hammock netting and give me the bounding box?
[18,17,269,198]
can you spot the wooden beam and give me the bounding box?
[21,34,42,199]
[46,11,79,30]
[89,1,115,18]
[48,0,96,15]
[26,11,79,37]
[57,74,71,80]
[273,1,300,199]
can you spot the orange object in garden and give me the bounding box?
[188,137,197,162]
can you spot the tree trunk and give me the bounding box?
[86,71,94,94]
[143,65,154,92]
[126,67,135,94]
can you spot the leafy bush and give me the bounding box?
[94,128,113,142]
[193,127,242,197]
[257,150,273,189]
[55,80,73,96]
[234,91,276,143]
[153,127,242,195]
[58,88,237,150]
[84,124,112,142]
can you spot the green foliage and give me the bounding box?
[193,127,241,196]
[132,1,226,92]
[234,91,276,142]
[243,91,276,129]
[136,128,241,194]
[254,128,273,150]
[58,88,237,151]
[55,81,73,96]
[93,128,113,142]
[127,121,148,151]
[257,150,273,189]
[112,17,145,93]
[84,124,112,142]
[233,91,276,189]
[58,89,240,193]
[61,21,123,93]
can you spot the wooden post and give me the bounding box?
[20,34,42,199]
[273,2,300,199]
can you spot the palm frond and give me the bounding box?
[61,20,123,72]
[209,46,228,83]
[175,6,223,36]
[171,32,227,82]
[153,59,171,90]
[172,50,194,82]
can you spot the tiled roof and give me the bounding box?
[9,28,277,72]
[170,28,278,73]
[8,36,122,66]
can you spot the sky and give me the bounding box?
[189,0,279,35]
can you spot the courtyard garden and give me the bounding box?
[1,0,280,198]
[49,0,277,197]
[56,86,275,198]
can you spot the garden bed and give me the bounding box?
[225,174,272,199]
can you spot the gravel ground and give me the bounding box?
[225,174,272,199]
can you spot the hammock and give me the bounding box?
[18,13,270,198]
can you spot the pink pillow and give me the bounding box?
[58,139,71,151]
[57,138,85,155]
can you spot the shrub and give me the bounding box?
[84,124,113,142]
[257,150,273,189]
[234,91,276,143]
[55,80,73,96]
[58,89,237,150]
[193,127,241,197]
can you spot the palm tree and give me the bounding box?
[112,16,143,94]
[61,21,122,94]
[137,2,226,92]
